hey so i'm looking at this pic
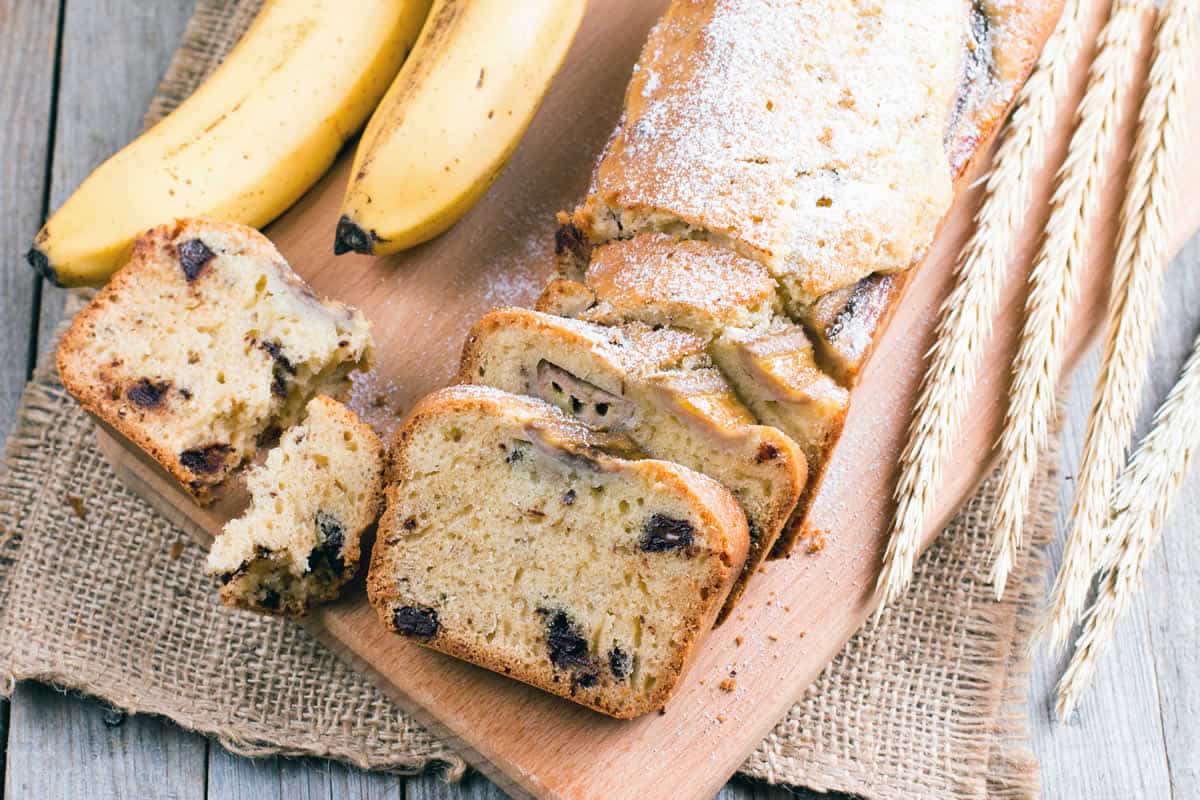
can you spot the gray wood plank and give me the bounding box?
[4,683,205,800]
[0,0,60,792]
[1029,234,1200,799]
[405,770,509,800]
[716,776,845,799]
[0,0,59,435]
[401,769,837,800]
[205,745,403,800]
[1136,235,1200,800]
[1028,346,1173,800]
[4,3,210,800]
[34,0,197,357]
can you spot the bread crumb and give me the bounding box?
[169,541,185,560]
[768,633,780,642]
[735,636,744,647]
[717,714,727,723]
[719,678,737,693]
[804,527,828,554]
[800,631,808,638]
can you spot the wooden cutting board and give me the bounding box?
[94,2,1200,798]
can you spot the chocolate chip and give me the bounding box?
[571,671,599,693]
[259,341,295,373]
[755,442,780,463]
[393,605,439,638]
[542,609,590,669]
[271,365,289,398]
[179,443,233,475]
[308,511,346,574]
[609,646,630,680]
[259,589,281,611]
[640,514,694,552]
[562,489,576,505]
[258,341,295,399]
[126,378,170,408]
[177,238,215,281]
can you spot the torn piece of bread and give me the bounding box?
[367,385,749,718]
[57,218,373,503]
[207,396,384,615]
[459,307,805,614]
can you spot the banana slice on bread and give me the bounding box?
[368,385,749,718]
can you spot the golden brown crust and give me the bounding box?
[369,386,748,717]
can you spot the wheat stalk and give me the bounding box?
[989,0,1149,600]
[1036,0,1197,651]
[1056,324,1200,720]
[876,0,1090,613]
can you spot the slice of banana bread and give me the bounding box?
[459,307,805,615]
[368,385,749,718]
[57,218,374,503]
[207,396,384,615]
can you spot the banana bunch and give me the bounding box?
[29,0,584,286]
[28,0,431,287]
[335,0,587,256]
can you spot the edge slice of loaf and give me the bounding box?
[57,218,374,503]
[207,396,385,615]
[367,385,749,718]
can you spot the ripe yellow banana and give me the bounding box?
[28,0,432,287]
[335,0,586,257]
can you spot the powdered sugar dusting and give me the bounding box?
[589,0,964,299]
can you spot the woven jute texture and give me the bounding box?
[0,3,1055,798]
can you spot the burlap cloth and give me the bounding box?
[0,3,1057,798]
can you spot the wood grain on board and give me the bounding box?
[90,1,1200,799]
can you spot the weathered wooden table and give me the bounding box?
[2,2,1197,798]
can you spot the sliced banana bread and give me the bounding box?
[57,218,374,503]
[459,307,805,614]
[207,396,384,615]
[368,385,749,718]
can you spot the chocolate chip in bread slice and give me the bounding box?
[458,307,804,615]
[368,385,749,718]
[207,396,384,615]
[56,218,374,503]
